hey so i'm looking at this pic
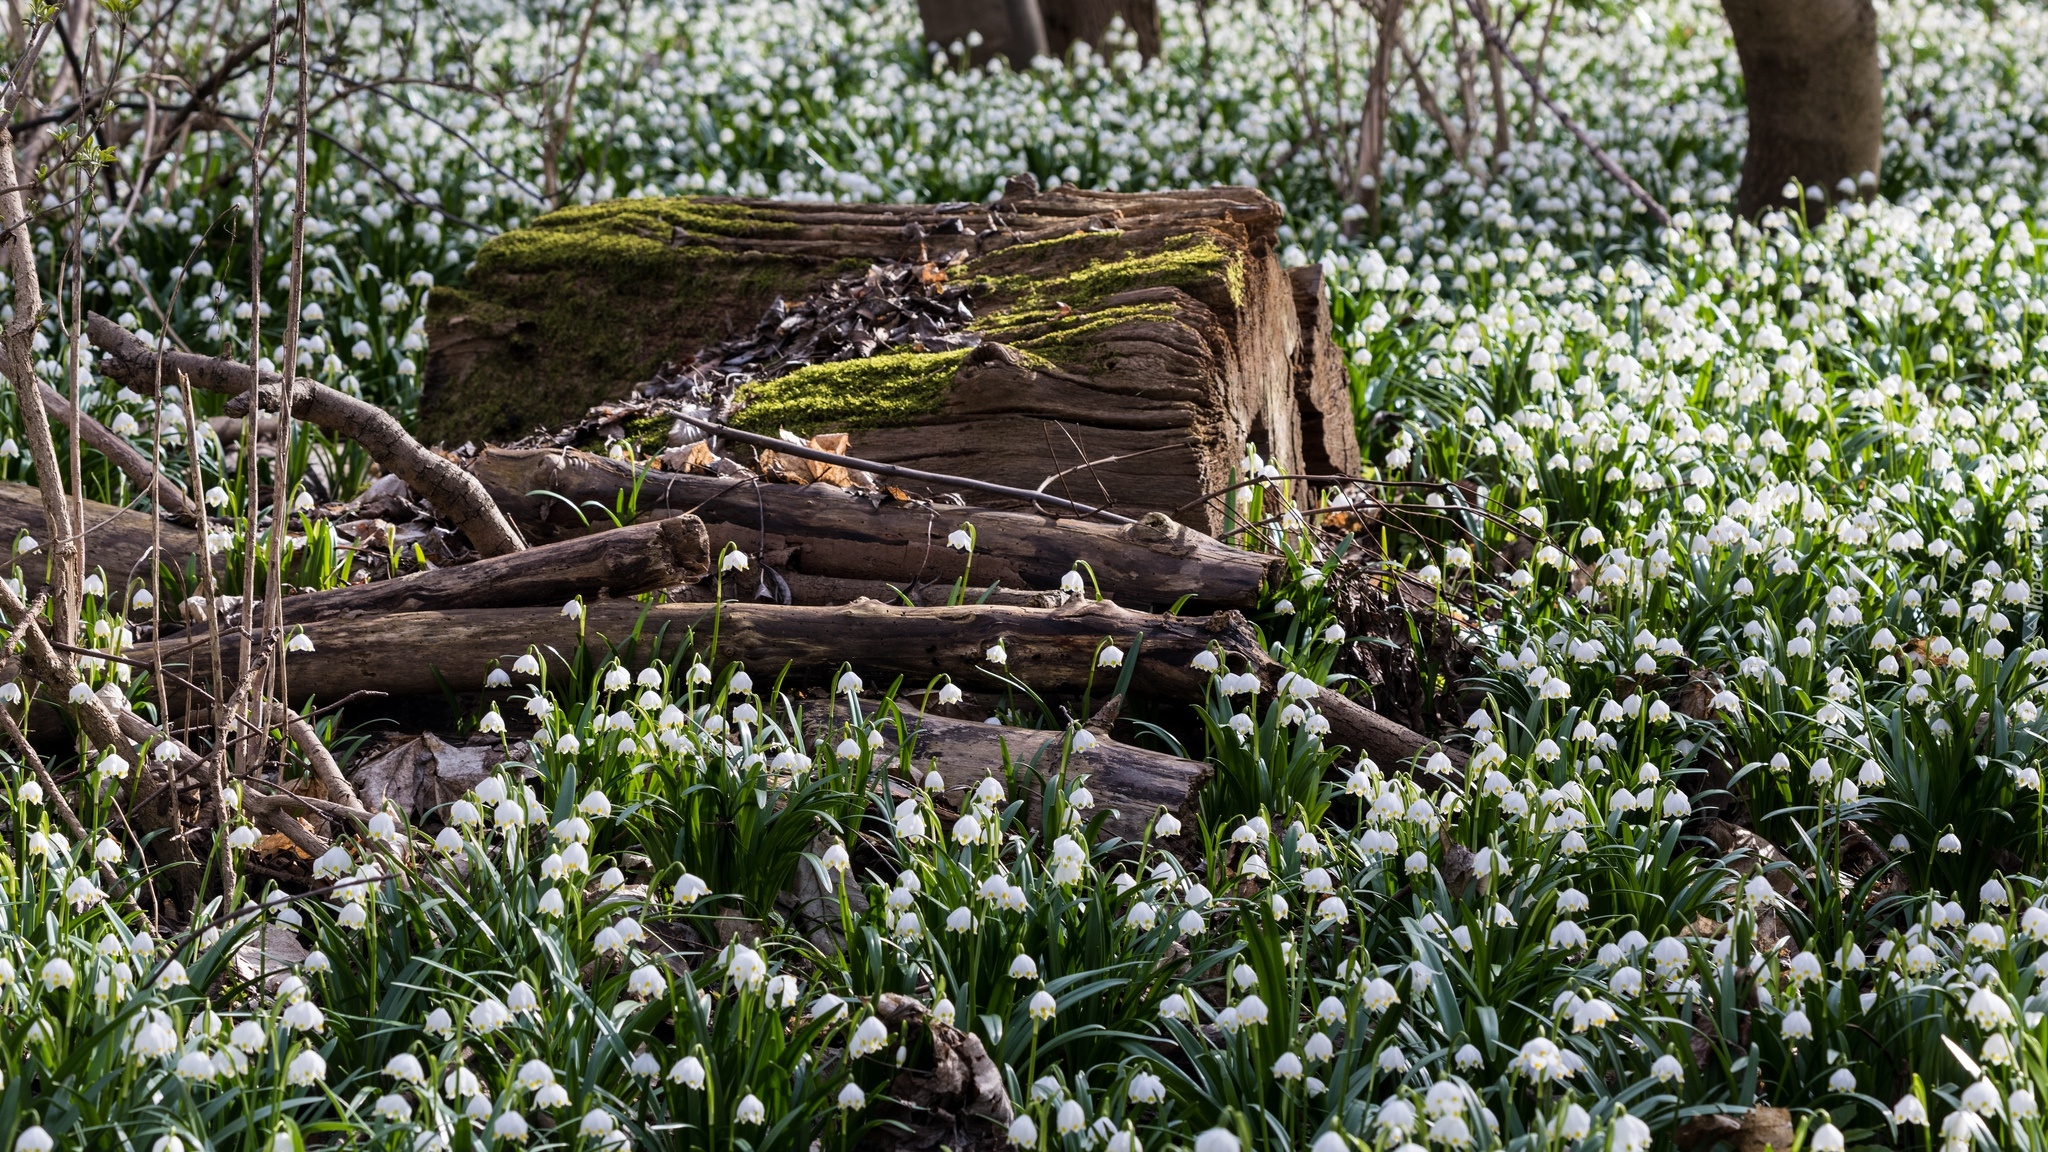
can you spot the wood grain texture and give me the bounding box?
[0,479,200,590]
[469,445,1277,609]
[424,185,1337,533]
[144,598,1452,770]
[882,706,1207,847]
[274,515,708,623]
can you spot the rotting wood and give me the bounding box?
[470,446,1276,610]
[84,311,529,558]
[423,185,1358,532]
[145,598,1455,771]
[875,704,1209,848]
[0,479,202,589]
[269,514,709,623]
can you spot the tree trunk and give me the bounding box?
[1722,0,1882,220]
[916,0,1156,64]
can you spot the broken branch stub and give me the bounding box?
[83,312,528,558]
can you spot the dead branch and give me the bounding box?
[84,311,529,556]
[0,123,82,644]
[148,598,1457,772]
[271,513,709,623]
[0,479,202,589]
[36,381,197,520]
[284,708,363,813]
[1459,0,1669,226]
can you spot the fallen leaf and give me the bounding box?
[255,826,314,860]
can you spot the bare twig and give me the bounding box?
[35,381,197,520]
[1460,0,1669,226]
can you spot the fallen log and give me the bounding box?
[85,312,529,558]
[146,599,1453,770]
[274,515,709,623]
[471,446,1276,610]
[878,705,1208,847]
[0,479,202,590]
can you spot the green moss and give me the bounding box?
[968,231,1246,313]
[982,301,1181,373]
[728,350,971,436]
[421,236,862,446]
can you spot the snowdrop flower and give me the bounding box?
[669,1056,707,1089]
[736,1094,766,1124]
[1961,1079,2001,1116]
[1781,1010,1813,1040]
[493,1112,529,1143]
[286,1050,326,1086]
[628,965,667,998]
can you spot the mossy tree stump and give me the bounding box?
[423,183,1357,534]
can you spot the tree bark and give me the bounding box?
[36,381,197,521]
[879,705,1207,848]
[272,515,708,623]
[84,312,529,557]
[0,479,202,590]
[470,446,1278,610]
[1722,0,1882,220]
[145,599,1454,771]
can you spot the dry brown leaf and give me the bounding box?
[255,827,313,860]
[680,440,719,472]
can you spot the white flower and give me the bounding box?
[628,965,667,999]
[669,1056,707,1089]
[851,1016,889,1057]
[286,1050,326,1086]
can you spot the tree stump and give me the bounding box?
[423,182,1356,534]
